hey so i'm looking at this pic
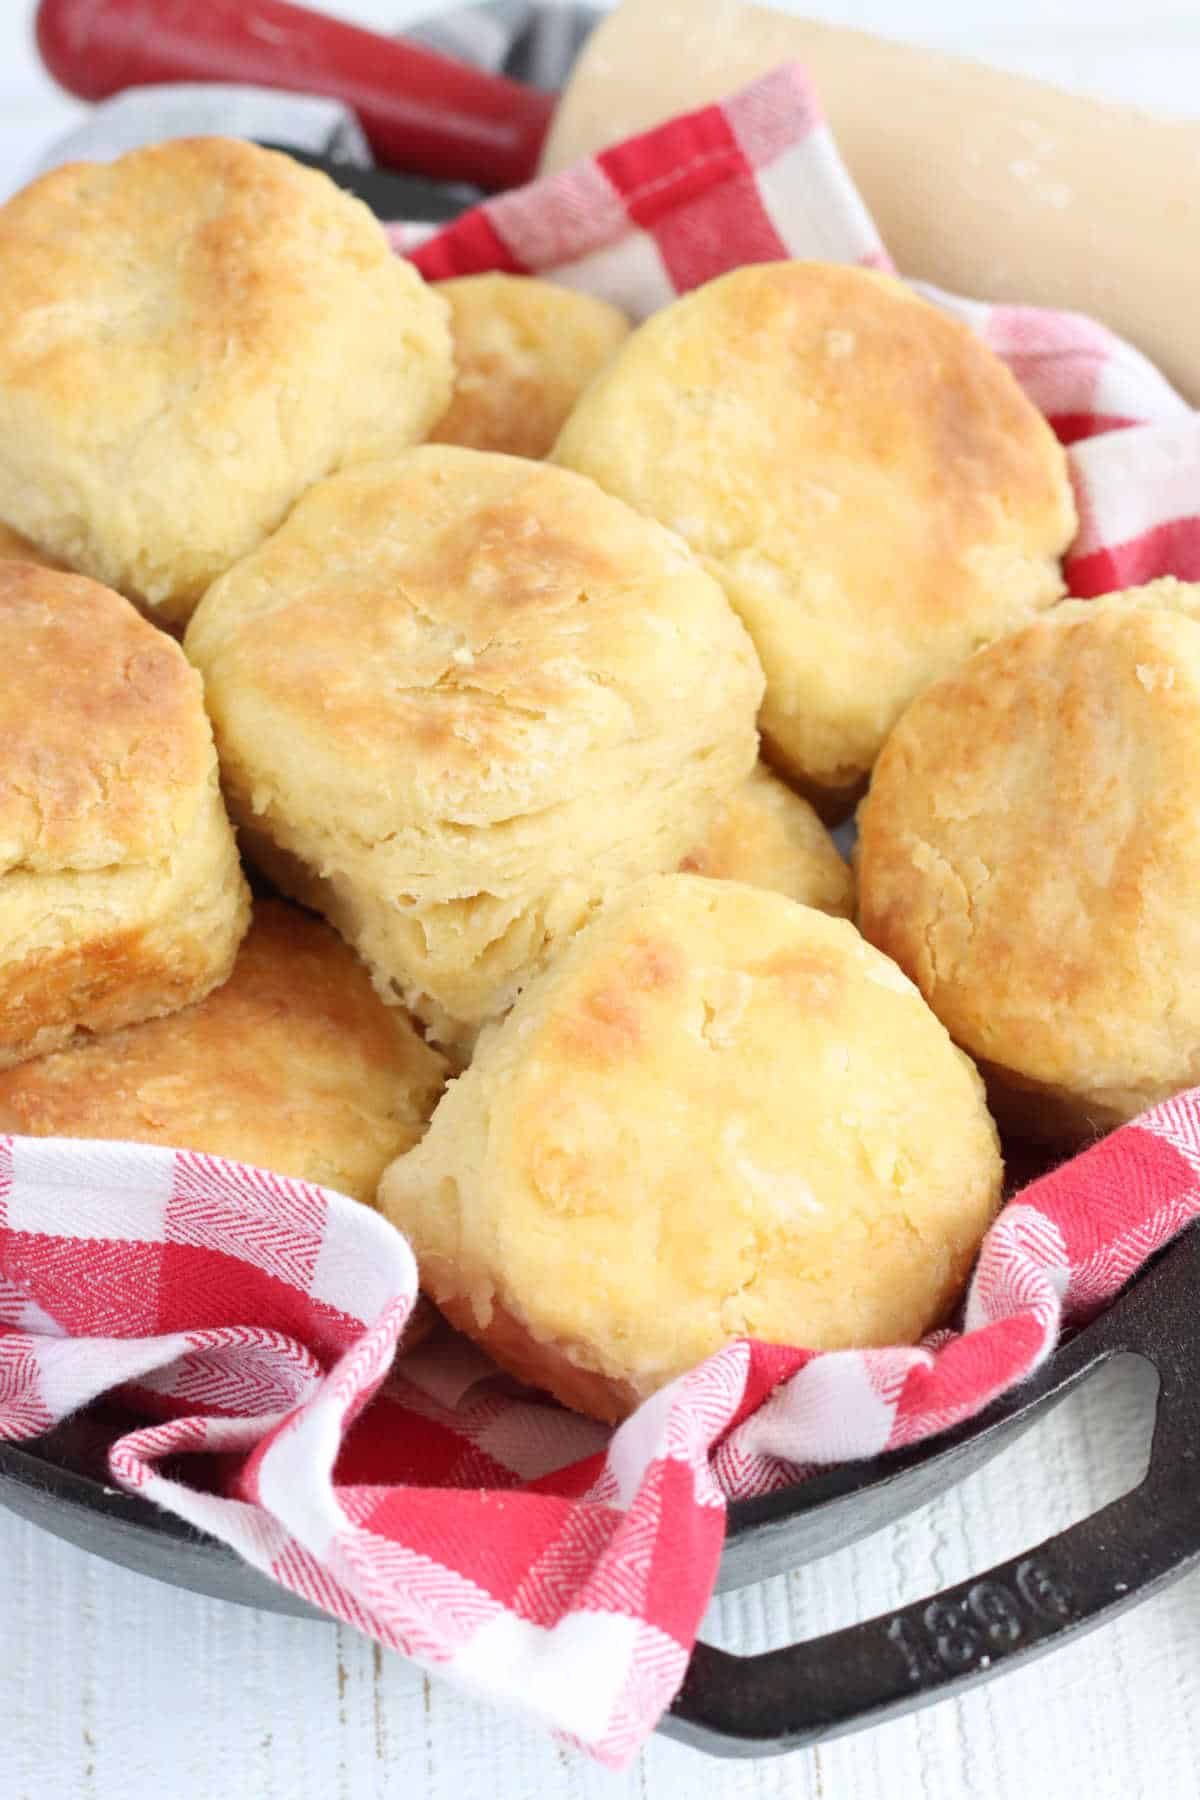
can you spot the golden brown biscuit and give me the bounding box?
[551,262,1076,810]
[1050,575,1200,629]
[0,524,63,571]
[857,585,1200,1142]
[0,562,248,1068]
[0,138,452,626]
[186,449,763,1039]
[0,901,446,1208]
[680,763,853,917]
[429,274,629,459]
[380,875,1002,1422]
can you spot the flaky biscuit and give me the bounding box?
[0,138,452,626]
[380,875,1002,1422]
[0,901,446,1209]
[0,563,248,1067]
[680,763,853,916]
[552,261,1076,810]
[857,584,1200,1142]
[186,450,763,1039]
[429,274,629,459]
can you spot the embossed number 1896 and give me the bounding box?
[887,1558,1074,1685]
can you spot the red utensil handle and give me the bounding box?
[35,0,554,190]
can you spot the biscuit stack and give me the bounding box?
[4,136,1181,1427]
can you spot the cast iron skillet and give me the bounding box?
[3,152,1199,1760]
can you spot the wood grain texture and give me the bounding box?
[3,2,1200,1795]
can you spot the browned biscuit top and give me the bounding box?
[186,447,762,836]
[857,594,1200,1128]
[552,260,1075,796]
[0,561,212,874]
[0,901,447,1204]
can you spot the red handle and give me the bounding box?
[35,0,554,190]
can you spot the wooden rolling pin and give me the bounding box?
[543,0,1200,404]
[37,0,1200,400]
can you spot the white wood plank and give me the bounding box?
[3,1351,1197,1799]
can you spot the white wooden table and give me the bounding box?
[4,4,1200,1796]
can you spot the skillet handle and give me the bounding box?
[667,1230,1200,1756]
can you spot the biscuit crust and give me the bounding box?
[552,261,1076,807]
[186,449,763,1036]
[0,562,248,1067]
[0,138,452,624]
[380,875,1002,1421]
[857,585,1200,1141]
[0,901,446,1207]
[0,525,64,571]
[680,763,854,917]
[430,274,629,459]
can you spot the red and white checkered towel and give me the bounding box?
[3,62,1200,1767]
